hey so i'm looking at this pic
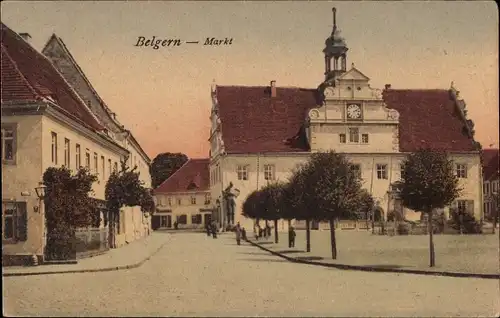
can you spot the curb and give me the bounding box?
[245,239,500,280]
[2,241,169,277]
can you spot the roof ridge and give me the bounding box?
[217,84,316,90]
[1,42,41,100]
[43,34,123,130]
[154,159,192,190]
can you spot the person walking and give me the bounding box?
[205,222,211,236]
[241,227,247,240]
[235,222,242,245]
[211,221,218,239]
[289,226,296,248]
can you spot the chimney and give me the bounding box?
[385,84,391,90]
[19,33,32,42]
[270,80,277,98]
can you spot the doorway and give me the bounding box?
[160,215,172,228]
[204,213,212,226]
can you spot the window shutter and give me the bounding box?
[466,200,474,216]
[17,202,28,241]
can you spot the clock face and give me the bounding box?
[347,104,362,119]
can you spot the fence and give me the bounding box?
[75,227,109,258]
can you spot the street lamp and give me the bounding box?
[33,182,46,213]
[34,182,46,200]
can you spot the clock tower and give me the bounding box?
[323,7,348,85]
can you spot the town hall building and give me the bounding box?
[207,8,483,232]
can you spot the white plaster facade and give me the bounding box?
[154,192,213,229]
[208,67,484,232]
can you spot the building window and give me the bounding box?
[205,193,211,205]
[348,128,359,143]
[237,165,248,180]
[75,144,81,169]
[1,125,16,162]
[2,201,27,241]
[191,196,197,205]
[376,164,388,180]
[400,163,405,179]
[484,182,490,195]
[85,149,90,169]
[101,156,105,179]
[160,216,169,228]
[93,152,98,173]
[361,134,369,144]
[51,132,58,164]
[455,200,474,215]
[63,138,70,167]
[191,214,202,224]
[493,182,498,194]
[339,133,346,144]
[264,164,275,181]
[177,198,182,206]
[114,162,118,172]
[456,164,468,178]
[167,197,172,206]
[177,214,187,225]
[108,159,112,175]
[350,164,361,178]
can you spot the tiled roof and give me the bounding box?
[1,23,103,131]
[482,148,499,181]
[382,89,477,152]
[216,86,321,153]
[215,85,477,154]
[154,159,210,194]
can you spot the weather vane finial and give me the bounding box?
[332,7,337,28]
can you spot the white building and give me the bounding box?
[207,8,483,232]
[482,148,499,221]
[153,159,212,230]
[1,24,151,265]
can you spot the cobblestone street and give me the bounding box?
[3,232,499,317]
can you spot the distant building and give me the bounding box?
[482,148,499,221]
[207,8,483,232]
[153,159,212,230]
[1,23,151,265]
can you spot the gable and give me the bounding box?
[42,34,123,134]
[337,67,370,82]
[154,159,210,193]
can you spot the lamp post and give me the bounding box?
[34,182,46,264]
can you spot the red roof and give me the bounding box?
[382,89,476,152]
[216,86,321,153]
[216,85,477,154]
[154,159,210,194]
[482,148,499,181]
[1,23,103,131]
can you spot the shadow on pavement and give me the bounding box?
[238,258,288,263]
[357,264,408,269]
[296,256,325,261]
[276,250,306,254]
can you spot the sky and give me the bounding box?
[2,1,498,159]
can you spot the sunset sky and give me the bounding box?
[2,1,498,159]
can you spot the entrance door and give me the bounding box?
[160,215,172,228]
[204,213,212,226]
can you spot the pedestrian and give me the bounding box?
[263,225,268,239]
[254,227,259,241]
[258,226,263,238]
[235,222,241,245]
[241,227,247,240]
[289,226,296,247]
[205,222,211,236]
[174,221,178,230]
[266,224,271,237]
[211,221,218,239]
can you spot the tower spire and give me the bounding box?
[332,7,337,35]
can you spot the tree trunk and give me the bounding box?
[274,219,278,244]
[329,218,337,259]
[306,219,311,252]
[428,209,436,267]
[108,212,115,249]
[288,220,292,248]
